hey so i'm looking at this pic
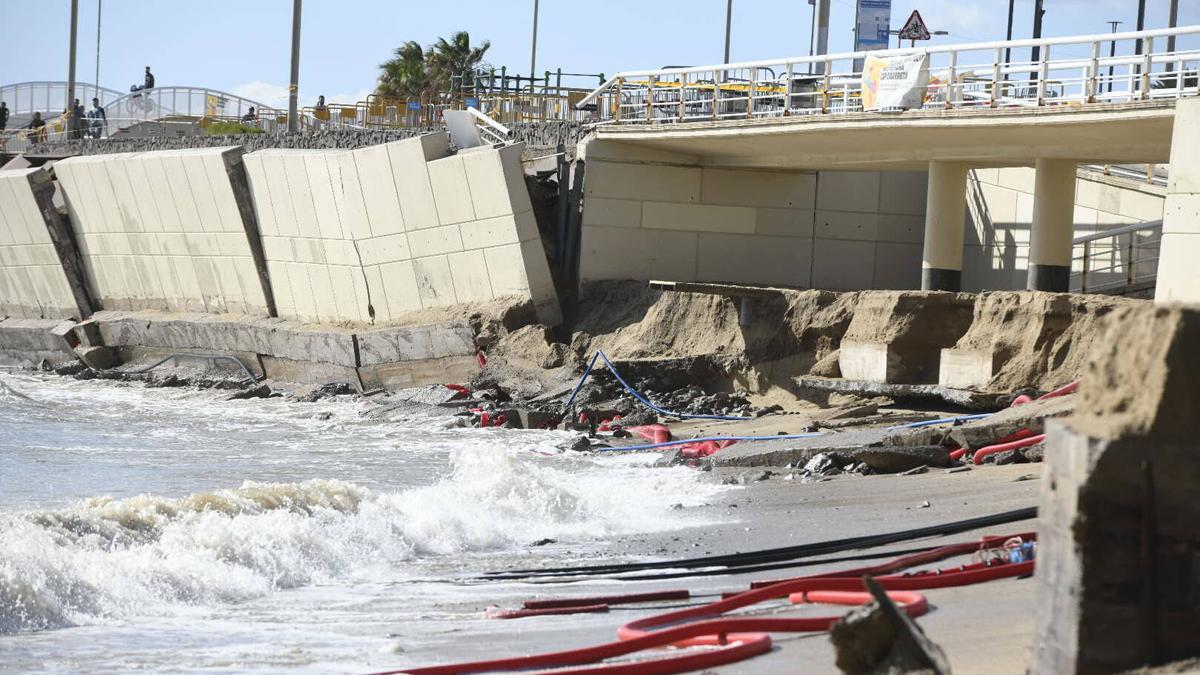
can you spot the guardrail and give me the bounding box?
[1,81,125,116]
[1071,220,1162,295]
[578,26,1200,124]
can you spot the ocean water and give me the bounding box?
[0,372,727,673]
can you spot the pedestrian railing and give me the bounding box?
[1071,220,1163,295]
[577,26,1200,125]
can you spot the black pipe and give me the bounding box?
[480,506,1037,580]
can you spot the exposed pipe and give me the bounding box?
[973,433,1046,465]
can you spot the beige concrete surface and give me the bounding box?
[54,148,272,315]
[0,168,80,319]
[1156,98,1200,304]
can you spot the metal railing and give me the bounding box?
[1080,163,1169,187]
[1071,220,1162,295]
[1,81,125,116]
[578,26,1200,124]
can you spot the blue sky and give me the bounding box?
[3,0,1197,108]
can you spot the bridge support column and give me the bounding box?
[921,161,968,291]
[1028,159,1077,292]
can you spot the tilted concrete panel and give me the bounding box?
[55,148,273,316]
[0,168,87,319]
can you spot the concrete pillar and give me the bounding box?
[1028,158,1077,292]
[921,161,969,291]
[1154,97,1200,305]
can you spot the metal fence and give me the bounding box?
[578,26,1200,124]
[1071,220,1162,295]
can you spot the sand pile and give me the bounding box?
[950,291,1142,392]
[840,291,976,383]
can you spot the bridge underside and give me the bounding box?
[594,101,1178,171]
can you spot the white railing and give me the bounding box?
[1071,220,1162,295]
[578,26,1200,125]
[1,81,125,116]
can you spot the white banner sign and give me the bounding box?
[861,52,930,111]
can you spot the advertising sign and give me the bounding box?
[861,52,931,111]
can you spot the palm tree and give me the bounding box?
[377,41,429,98]
[425,31,491,93]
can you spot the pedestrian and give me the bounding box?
[90,97,107,139]
[0,101,8,131]
[27,111,46,144]
[241,106,257,123]
[144,66,155,90]
[72,98,86,140]
[314,95,328,127]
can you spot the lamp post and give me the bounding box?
[67,0,79,112]
[529,0,540,94]
[724,0,733,63]
[288,0,301,133]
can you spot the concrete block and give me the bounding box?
[581,138,699,164]
[878,171,928,216]
[815,210,879,241]
[755,207,814,237]
[461,147,519,220]
[427,155,477,225]
[407,224,464,258]
[412,255,458,307]
[876,214,925,243]
[357,233,411,267]
[387,134,447,232]
[447,249,494,302]
[580,226,698,282]
[699,168,816,208]
[838,342,891,383]
[354,144,405,236]
[938,348,997,389]
[872,242,922,290]
[811,239,875,290]
[332,152,373,240]
[817,171,880,212]
[242,154,277,236]
[281,154,322,239]
[301,152,344,240]
[584,160,701,203]
[642,201,755,234]
[182,153,222,232]
[581,197,643,229]
[321,239,360,267]
[482,243,532,296]
[375,260,422,317]
[695,233,812,286]
[1117,188,1165,222]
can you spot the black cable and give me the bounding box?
[479,506,1037,580]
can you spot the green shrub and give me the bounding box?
[203,120,265,135]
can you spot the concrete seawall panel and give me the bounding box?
[244,135,561,326]
[54,147,274,316]
[0,168,90,320]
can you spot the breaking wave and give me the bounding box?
[0,448,719,634]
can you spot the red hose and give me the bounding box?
[972,433,1045,465]
[1038,380,1079,400]
[384,535,1035,675]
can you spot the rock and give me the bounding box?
[830,576,951,675]
[949,394,1075,450]
[226,383,272,400]
[294,381,356,402]
[802,453,841,476]
[846,445,950,473]
[1022,443,1045,462]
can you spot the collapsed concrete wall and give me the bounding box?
[53,147,275,315]
[243,135,561,325]
[577,140,927,291]
[0,168,88,319]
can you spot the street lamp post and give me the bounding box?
[723,0,733,63]
[67,0,79,113]
[1107,21,1122,94]
[287,0,301,133]
[529,0,540,95]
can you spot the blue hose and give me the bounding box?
[591,432,825,453]
[561,350,753,421]
[887,413,992,430]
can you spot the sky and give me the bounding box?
[2,0,1198,108]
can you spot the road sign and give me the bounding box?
[897,10,932,41]
[855,0,892,53]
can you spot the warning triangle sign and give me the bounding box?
[898,10,932,41]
